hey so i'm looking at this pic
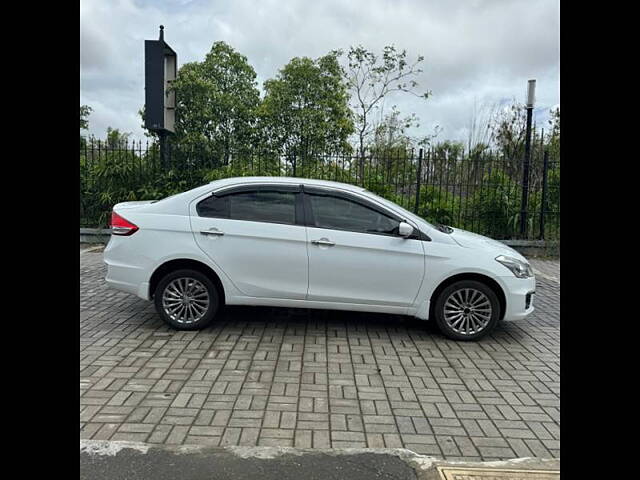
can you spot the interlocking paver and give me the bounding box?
[80,250,560,461]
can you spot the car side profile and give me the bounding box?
[103,177,535,340]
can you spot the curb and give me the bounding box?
[80,440,560,480]
[80,228,111,244]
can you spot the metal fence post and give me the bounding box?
[539,149,549,240]
[519,114,533,238]
[359,148,365,187]
[414,148,423,214]
[520,80,535,238]
[159,132,168,169]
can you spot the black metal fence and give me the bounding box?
[80,140,560,240]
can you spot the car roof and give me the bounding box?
[209,176,367,194]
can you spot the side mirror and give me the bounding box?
[398,221,414,238]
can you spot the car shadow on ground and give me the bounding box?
[125,297,525,343]
[168,304,524,343]
[220,305,440,332]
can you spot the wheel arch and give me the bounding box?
[149,258,226,305]
[428,273,506,321]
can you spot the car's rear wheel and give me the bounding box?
[434,280,499,341]
[154,269,219,330]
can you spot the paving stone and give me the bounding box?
[80,251,559,461]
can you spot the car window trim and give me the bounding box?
[213,183,302,195]
[194,182,430,239]
[196,184,304,226]
[302,185,427,240]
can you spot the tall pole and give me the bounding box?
[159,131,168,169]
[158,26,168,170]
[519,79,535,238]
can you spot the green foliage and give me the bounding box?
[466,169,522,238]
[490,102,526,161]
[547,107,560,159]
[80,143,560,239]
[259,52,354,156]
[170,41,261,163]
[345,45,430,155]
[547,165,560,210]
[80,105,92,149]
[84,150,141,226]
[80,105,92,130]
[105,127,131,148]
[415,185,460,227]
[81,42,559,238]
[543,164,560,239]
[370,107,418,152]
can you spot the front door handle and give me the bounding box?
[311,238,335,247]
[200,228,224,236]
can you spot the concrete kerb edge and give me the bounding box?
[80,439,560,476]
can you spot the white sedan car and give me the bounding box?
[104,177,535,340]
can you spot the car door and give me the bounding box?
[304,186,425,307]
[190,184,308,300]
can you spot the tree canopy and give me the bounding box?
[170,41,261,163]
[259,52,354,157]
[80,105,92,130]
[344,45,431,156]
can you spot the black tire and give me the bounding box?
[433,280,500,341]
[154,269,220,330]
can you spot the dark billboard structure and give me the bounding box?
[144,26,177,134]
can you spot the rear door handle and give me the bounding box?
[200,228,224,236]
[311,238,335,247]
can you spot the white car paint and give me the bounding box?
[104,177,535,325]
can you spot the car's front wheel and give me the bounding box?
[433,280,500,341]
[154,269,219,330]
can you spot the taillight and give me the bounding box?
[110,211,139,236]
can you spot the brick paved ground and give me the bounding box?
[80,248,559,461]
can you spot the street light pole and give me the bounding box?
[519,79,535,238]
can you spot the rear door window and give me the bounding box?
[197,190,296,225]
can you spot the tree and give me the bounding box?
[489,101,527,163]
[80,105,92,149]
[547,106,560,158]
[259,52,354,171]
[169,41,261,165]
[344,45,431,177]
[371,107,418,153]
[80,105,92,130]
[105,127,130,149]
[486,100,557,193]
[467,100,499,153]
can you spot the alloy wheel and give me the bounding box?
[161,277,210,324]
[443,288,493,336]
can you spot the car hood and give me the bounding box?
[449,228,527,261]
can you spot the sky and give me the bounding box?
[80,0,559,145]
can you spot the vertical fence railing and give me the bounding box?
[80,140,559,239]
[539,149,549,240]
[414,148,423,214]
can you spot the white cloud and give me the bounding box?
[80,0,559,144]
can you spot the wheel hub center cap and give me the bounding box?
[463,307,471,314]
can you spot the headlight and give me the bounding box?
[495,255,533,278]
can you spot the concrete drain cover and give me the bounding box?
[437,466,560,480]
